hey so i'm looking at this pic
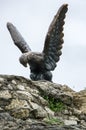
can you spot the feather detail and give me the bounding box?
[43,4,68,70]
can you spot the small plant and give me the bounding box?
[43,95,66,112]
[44,117,64,125]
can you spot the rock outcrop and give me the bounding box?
[0,75,86,130]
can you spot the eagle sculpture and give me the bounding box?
[7,4,68,81]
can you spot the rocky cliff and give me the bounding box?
[0,75,86,130]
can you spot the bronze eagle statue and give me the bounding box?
[7,4,68,81]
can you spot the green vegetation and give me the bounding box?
[43,95,66,112]
[44,117,64,125]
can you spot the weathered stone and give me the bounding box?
[81,120,86,127]
[11,80,17,85]
[29,101,48,118]
[45,106,54,117]
[31,107,48,119]
[17,84,25,90]
[6,98,30,110]
[8,84,13,90]
[0,74,86,130]
[63,109,69,115]
[0,107,3,111]
[73,90,86,113]
[11,108,30,119]
[0,77,4,82]
[64,119,77,125]
[0,90,12,99]
[17,90,33,100]
[73,108,82,116]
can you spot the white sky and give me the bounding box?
[0,0,86,91]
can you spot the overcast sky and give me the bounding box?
[0,0,86,91]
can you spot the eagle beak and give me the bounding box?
[23,63,27,67]
[19,55,28,67]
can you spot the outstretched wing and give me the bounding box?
[43,4,68,70]
[7,22,31,53]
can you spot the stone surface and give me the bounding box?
[64,120,77,125]
[0,74,86,130]
[73,90,86,113]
